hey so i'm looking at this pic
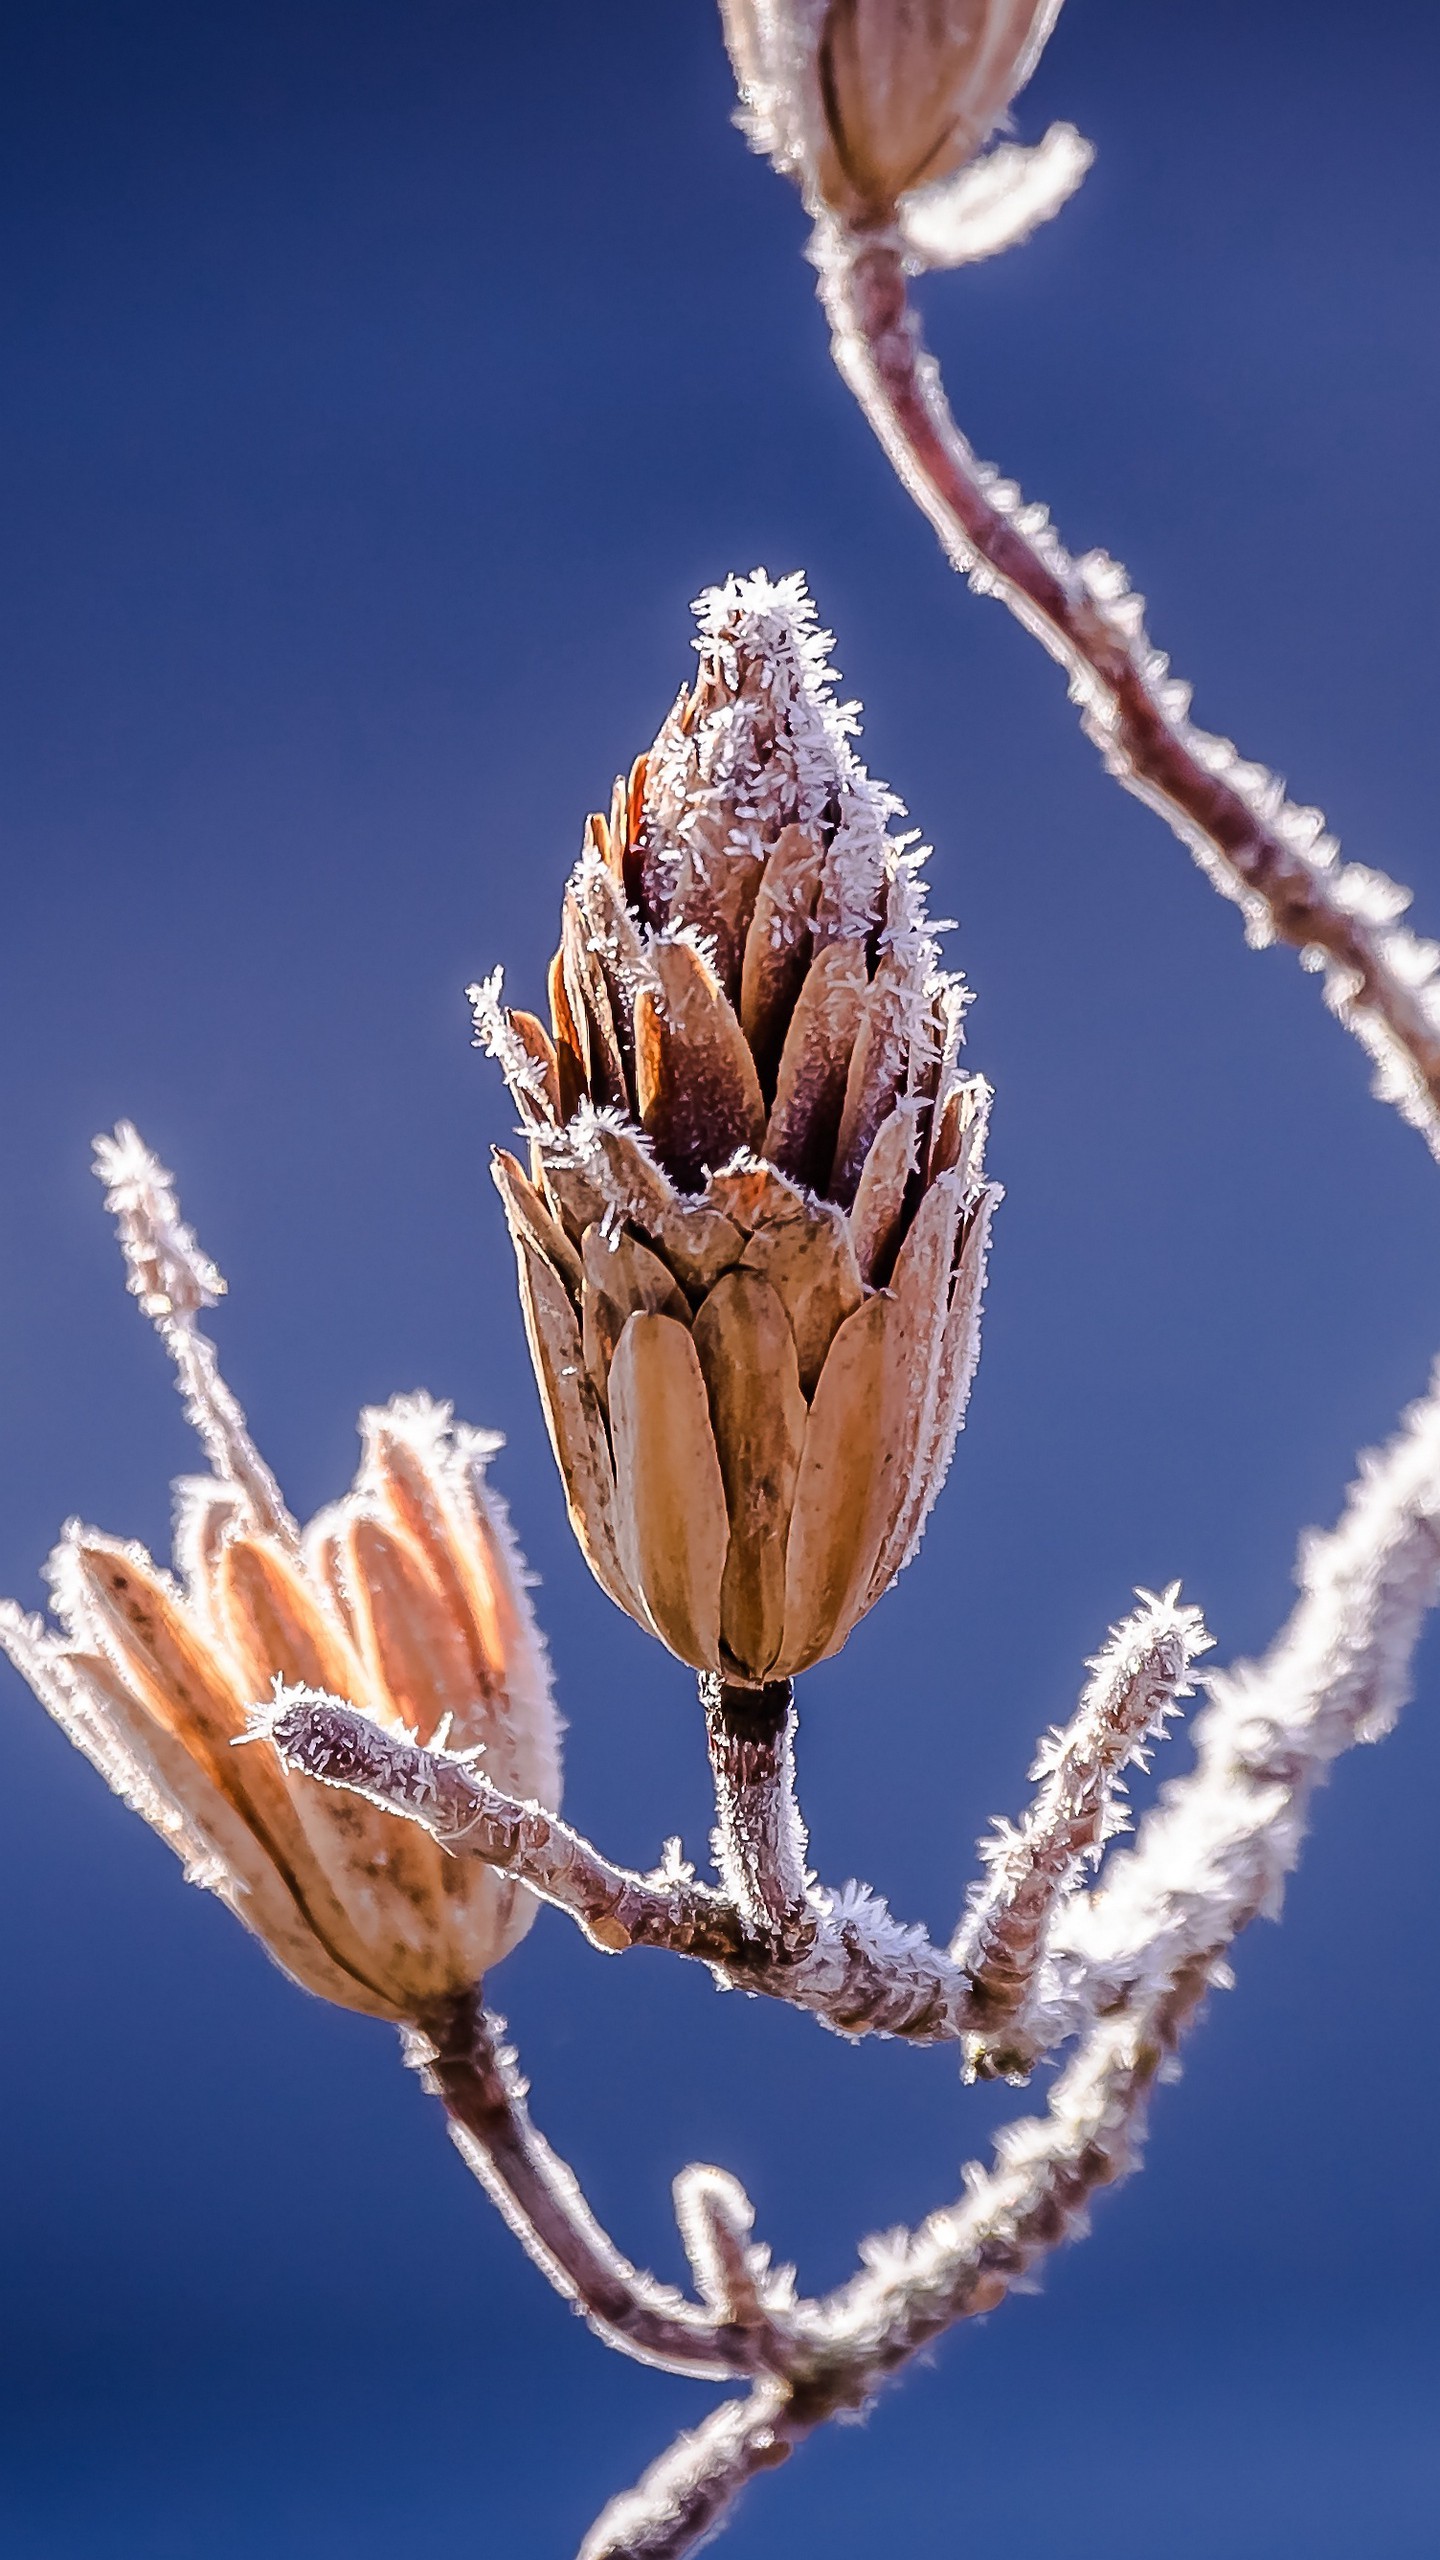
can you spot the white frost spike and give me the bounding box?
[1039,1364,1440,2037]
[91,1121,293,1543]
[94,1120,225,1322]
[952,1587,1211,2066]
[899,124,1093,272]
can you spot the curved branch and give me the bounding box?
[815,225,1440,1158]
[407,1993,779,2381]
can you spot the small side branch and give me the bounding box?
[261,1689,749,1961]
[815,229,1440,1159]
[261,1686,986,2041]
[92,1122,296,1542]
[955,1589,1209,2076]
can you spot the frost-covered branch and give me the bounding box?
[269,1658,1200,2050]
[407,1994,782,2380]
[812,229,1440,1158]
[954,1588,1209,2076]
[260,1686,748,1964]
[579,1362,1440,2555]
[92,1123,297,1541]
[579,2384,794,2560]
[262,1683,985,2038]
[700,1678,815,1953]
[1036,1360,1440,2043]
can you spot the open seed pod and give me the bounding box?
[0,1128,562,2023]
[719,0,1065,228]
[476,569,998,1687]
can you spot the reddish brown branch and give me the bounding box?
[817,228,1440,1153]
[408,1993,771,2380]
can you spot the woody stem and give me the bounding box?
[815,224,1440,1156]
[407,1991,762,2380]
[700,1677,815,1955]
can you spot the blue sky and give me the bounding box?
[3,5,1440,2552]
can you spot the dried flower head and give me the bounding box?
[0,1127,562,2023]
[719,0,1067,230]
[475,570,997,1687]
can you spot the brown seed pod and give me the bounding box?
[478,571,999,1685]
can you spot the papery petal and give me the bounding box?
[608,1311,730,1672]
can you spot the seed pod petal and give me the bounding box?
[581,1224,690,1404]
[536,1143,609,1250]
[493,1147,584,1303]
[884,1179,998,1584]
[214,1533,366,1702]
[742,0,1068,224]
[763,939,868,1190]
[360,1399,560,1812]
[505,1012,562,1124]
[335,1515,475,1738]
[735,1195,864,1398]
[58,1533,389,1997]
[562,890,627,1110]
[927,1069,991,1190]
[49,1639,399,2017]
[693,1271,807,1679]
[774,1294,895,1675]
[866,1171,969,1601]
[509,1222,644,1621]
[546,949,588,1123]
[636,939,766,1190]
[361,1409,505,1705]
[850,1099,922,1285]
[832,948,924,1205]
[740,821,827,1092]
[572,853,650,1096]
[608,1311,729,1671]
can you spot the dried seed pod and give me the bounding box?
[0,1130,562,2022]
[480,571,999,1683]
[719,0,1065,227]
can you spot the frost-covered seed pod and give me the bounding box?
[0,1132,562,2022]
[477,571,998,1686]
[719,0,1065,226]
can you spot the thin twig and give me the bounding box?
[261,1686,986,2040]
[954,1588,1208,2076]
[92,1122,297,1541]
[582,1970,1201,2560]
[814,226,1440,1158]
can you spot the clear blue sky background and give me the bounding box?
[3,4,1440,2553]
